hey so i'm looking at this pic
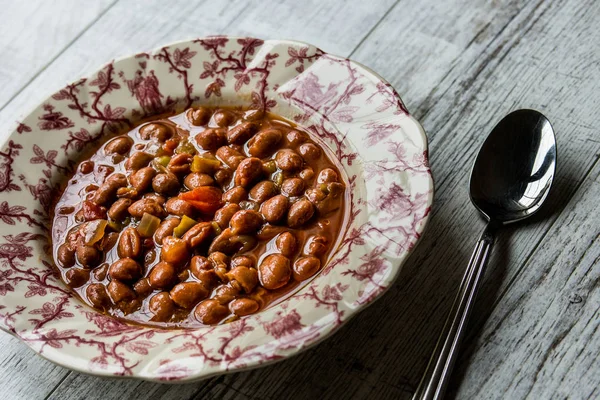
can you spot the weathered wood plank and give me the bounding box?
[0,0,115,109]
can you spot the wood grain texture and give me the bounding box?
[1,0,599,399]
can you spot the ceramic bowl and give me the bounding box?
[0,36,433,381]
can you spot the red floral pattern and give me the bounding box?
[0,37,432,382]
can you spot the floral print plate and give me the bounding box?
[0,37,433,381]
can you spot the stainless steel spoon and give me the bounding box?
[413,109,557,400]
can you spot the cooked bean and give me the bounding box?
[144,249,157,267]
[249,180,278,203]
[195,128,227,150]
[216,146,245,169]
[299,167,315,182]
[92,173,127,205]
[125,151,153,170]
[86,283,111,309]
[152,173,180,196]
[229,298,259,316]
[108,198,132,221]
[194,299,229,324]
[306,235,328,257]
[105,136,133,155]
[164,198,195,217]
[149,292,175,322]
[261,195,289,224]
[149,261,177,289]
[167,153,193,176]
[287,198,314,228]
[184,172,214,189]
[227,121,258,144]
[317,168,339,184]
[76,244,102,268]
[128,198,165,218]
[234,157,263,187]
[130,167,156,193]
[144,192,166,205]
[170,282,208,308]
[248,128,282,158]
[108,258,142,282]
[214,203,241,229]
[213,110,235,127]
[101,232,119,252]
[133,278,152,297]
[275,149,303,172]
[293,256,321,280]
[223,186,247,203]
[116,186,139,200]
[65,268,90,288]
[57,243,75,268]
[208,228,243,255]
[276,232,297,257]
[298,143,321,161]
[214,168,232,187]
[259,254,291,290]
[139,123,173,142]
[281,178,304,197]
[286,129,308,146]
[231,256,254,269]
[161,236,190,266]
[186,107,211,126]
[182,222,213,248]
[306,182,345,214]
[117,228,142,258]
[80,161,94,174]
[154,217,180,245]
[107,280,136,303]
[213,283,240,304]
[230,210,263,234]
[93,263,108,281]
[226,266,258,293]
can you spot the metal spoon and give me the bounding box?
[413,109,557,400]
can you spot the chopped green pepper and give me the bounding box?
[156,155,171,167]
[173,215,197,237]
[211,221,222,235]
[190,155,221,173]
[262,160,277,174]
[137,213,161,237]
[175,139,197,155]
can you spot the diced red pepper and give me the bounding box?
[179,187,223,214]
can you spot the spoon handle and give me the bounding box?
[413,222,498,400]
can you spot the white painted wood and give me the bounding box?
[0,0,599,398]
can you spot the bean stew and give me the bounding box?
[51,106,347,327]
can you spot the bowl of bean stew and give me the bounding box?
[0,37,433,381]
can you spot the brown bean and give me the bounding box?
[293,256,321,281]
[128,198,165,218]
[130,167,156,193]
[154,217,180,245]
[170,282,208,308]
[190,255,218,286]
[226,266,258,293]
[214,203,241,229]
[148,261,177,289]
[76,245,102,268]
[152,173,180,196]
[93,263,108,281]
[186,107,211,126]
[108,280,136,303]
[286,129,309,146]
[317,168,338,184]
[231,256,255,269]
[261,195,289,224]
[105,136,133,155]
[281,178,305,197]
[213,282,240,304]
[86,283,111,309]
[248,128,282,158]
[116,186,139,200]
[80,161,94,174]
[167,153,193,176]
[57,243,75,268]
[229,298,259,316]
[226,122,258,145]
[64,268,90,288]
[299,167,315,182]
[184,172,214,189]
[164,198,195,218]
[208,229,243,255]
[306,235,328,257]
[160,236,190,266]
[213,110,235,127]
[194,299,229,324]
[306,182,345,214]
[275,149,303,172]
[143,193,166,205]
[117,228,142,258]
[249,180,278,203]
[259,254,291,290]
[139,123,173,142]
[287,198,314,228]
[101,232,119,252]
[144,249,157,267]
[234,157,263,187]
[223,186,247,203]
[276,232,297,257]
[133,277,152,296]
[107,198,132,221]
[92,173,127,205]
[214,168,232,187]
[298,143,321,161]
[125,151,153,171]
[149,292,175,322]
[216,146,245,169]
[229,210,263,235]
[195,128,227,150]
[182,222,213,249]
[108,258,142,282]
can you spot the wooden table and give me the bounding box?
[1,1,598,398]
